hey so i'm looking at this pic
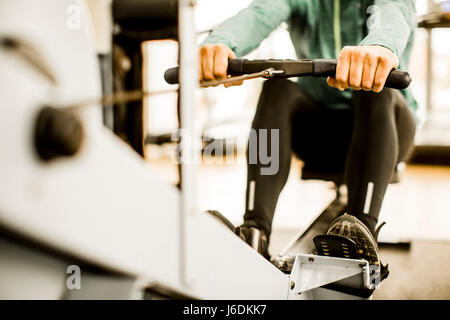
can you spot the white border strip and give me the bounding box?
[363,182,374,214]
[248,180,255,211]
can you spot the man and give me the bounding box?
[199,0,417,267]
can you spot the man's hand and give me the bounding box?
[198,44,243,87]
[327,45,399,93]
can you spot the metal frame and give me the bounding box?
[288,254,371,300]
[178,0,199,287]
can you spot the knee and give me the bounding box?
[352,89,395,122]
[259,79,297,105]
[253,79,298,122]
[261,78,294,92]
[396,100,416,134]
[353,88,394,108]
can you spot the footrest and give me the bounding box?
[313,234,358,260]
[288,254,374,300]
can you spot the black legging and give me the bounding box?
[243,79,416,239]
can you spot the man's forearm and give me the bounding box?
[201,0,293,57]
[360,0,416,57]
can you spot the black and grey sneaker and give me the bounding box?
[314,213,389,284]
[235,225,270,260]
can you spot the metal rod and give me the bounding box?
[61,68,281,110]
[199,68,284,88]
[53,69,283,111]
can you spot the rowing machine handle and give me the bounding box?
[313,59,412,90]
[164,58,412,90]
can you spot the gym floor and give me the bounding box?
[147,150,450,299]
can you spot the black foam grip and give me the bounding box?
[385,69,412,90]
[313,59,411,89]
[227,58,245,75]
[164,66,179,84]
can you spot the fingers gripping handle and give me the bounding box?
[164,59,244,85]
[313,59,412,90]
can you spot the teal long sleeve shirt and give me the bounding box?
[203,0,417,112]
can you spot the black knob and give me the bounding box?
[34,106,84,161]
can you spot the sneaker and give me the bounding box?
[235,225,270,260]
[328,214,380,265]
[314,213,389,285]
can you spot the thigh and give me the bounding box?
[352,88,416,163]
[291,101,353,173]
[252,79,309,129]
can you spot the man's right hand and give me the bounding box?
[198,44,243,87]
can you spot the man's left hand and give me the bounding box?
[327,45,399,93]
